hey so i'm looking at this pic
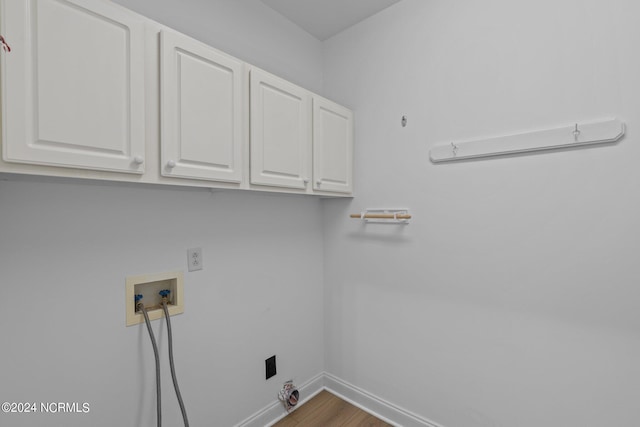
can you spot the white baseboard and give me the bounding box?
[234,371,444,427]
[233,372,325,427]
[323,372,443,427]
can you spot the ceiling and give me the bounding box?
[261,0,402,41]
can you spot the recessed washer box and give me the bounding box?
[125,270,184,326]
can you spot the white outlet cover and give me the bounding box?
[187,248,203,271]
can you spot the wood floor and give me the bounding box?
[272,390,393,427]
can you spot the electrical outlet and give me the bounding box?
[265,355,277,380]
[187,248,203,272]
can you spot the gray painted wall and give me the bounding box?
[322,0,640,426]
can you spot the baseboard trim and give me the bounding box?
[235,371,444,427]
[324,372,443,427]
[233,372,325,427]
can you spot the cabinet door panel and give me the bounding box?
[1,0,145,173]
[250,69,310,189]
[313,97,354,194]
[161,30,243,183]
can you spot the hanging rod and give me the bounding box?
[429,118,625,163]
[350,209,411,223]
[350,213,412,219]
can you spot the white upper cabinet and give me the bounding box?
[0,0,353,196]
[313,96,354,194]
[1,0,146,173]
[160,29,244,183]
[250,68,312,190]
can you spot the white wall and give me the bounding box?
[0,1,325,426]
[112,0,324,92]
[322,1,640,426]
[0,180,325,427]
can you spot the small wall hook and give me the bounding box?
[451,142,458,156]
[401,115,407,127]
[573,123,580,140]
[0,35,11,53]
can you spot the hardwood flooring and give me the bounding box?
[272,390,393,427]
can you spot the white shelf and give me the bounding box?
[430,118,625,163]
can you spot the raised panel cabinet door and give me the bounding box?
[160,30,243,183]
[313,97,354,194]
[250,68,311,190]
[0,0,146,173]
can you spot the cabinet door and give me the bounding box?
[160,30,243,183]
[313,97,354,194]
[250,68,311,190]
[1,0,146,173]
